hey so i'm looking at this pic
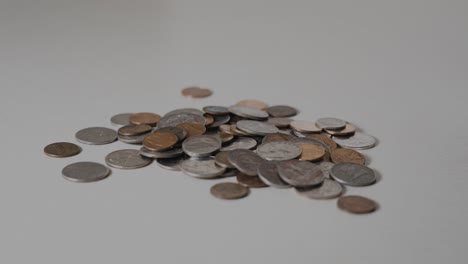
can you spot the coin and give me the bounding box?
[236,99,268,110]
[290,120,322,133]
[230,124,251,136]
[317,161,335,178]
[219,132,234,144]
[219,124,233,134]
[215,151,235,168]
[182,135,222,157]
[44,142,81,158]
[228,105,269,120]
[158,113,206,128]
[267,117,293,128]
[257,161,290,188]
[221,137,257,151]
[140,146,184,158]
[203,106,229,115]
[156,155,189,171]
[256,142,302,161]
[208,115,231,128]
[306,134,338,152]
[154,126,188,141]
[210,182,249,200]
[143,131,178,151]
[62,162,110,183]
[330,163,376,186]
[129,112,161,127]
[298,144,325,161]
[181,86,212,98]
[181,157,226,178]
[237,173,268,188]
[118,124,153,136]
[111,113,132,127]
[262,133,296,144]
[105,149,153,169]
[266,105,297,117]
[228,149,264,176]
[292,137,331,153]
[295,179,343,200]
[204,114,214,126]
[164,108,204,117]
[181,86,200,96]
[325,123,356,136]
[118,133,148,144]
[176,122,206,137]
[277,160,324,187]
[316,117,347,130]
[236,120,279,136]
[337,195,378,214]
[331,148,366,165]
[333,132,377,150]
[75,127,117,145]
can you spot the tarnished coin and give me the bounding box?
[316,117,347,130]
[236,99,268,110]
[298,144,325,161]
[75,127,117,145]
[337,195,378,214]
[290,120,322,133]
[143,131,178,151]
[203,106,229,115]
[158,113,206,128]
[256,142,302,161]
[325,123,356,136]
[176,122,206,137]
[182,86,212,98]
[140,146,184,158]
[118,124,153,136]
[155,126,188,141]
[219,124,233,134]
[267,117,293,128]
[236,120,279,136]
[266,105,297,117]
[228,105,269,120]
[204,114,214,126]
[257,161,290,188]
[262,133,296,144]
[219,132,234,144]
[210,182,249,200]
[230,124,251,136]
[156,155,189,171]
[295,179,343,200]
[44,142,81,158]
[208,115,231,128]
[182,135,222,157]
[330,163,376,186]
[129,112,161,127]
[111,113,132,127]
[221,137,257,151]
[118,133,148,144]
[277,160,324,187]
[317,161,335,178]
[331,148,366,165]
[333,132,377,150]
[306,134,338,152]
[62,162,110,183]
[164,108,204,117]
[105,149,152,169]
[228,149,264,176]
[215,151,235,168]
[181,157,226,178]
[237,173,268,188]
[293,137,331,154]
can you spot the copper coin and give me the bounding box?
[325,123,356,136]
[306,134,338,152]
[236,99,268,110]
[219,124,234,135]
[204,114,214,126]
[176,122,206,138]
[290,120,322,133]
[118,124,153,136]
[155,126,188,141]
[215,151,235,169]
[210,182,249,200]
[143,131,178,151]
[129,112,161,127]
[236,173,268,188]
[182,86,212,98]
[298,144,326,161]
[331,148,366,165]
[262,133,296,144]
[230,124,250,136]
[181,86,200,97]
[44,142,81,158]
[337,195,378,214]
[219,132,234,143]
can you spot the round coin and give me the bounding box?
[228,105,269,120]
[164,108,204,117]
[290,120,322,133]
[143,131,178,151]
[256,142,302,161]
[44,142,81,158]
[62,162,110,183]
[111,113,132,127]
[316,117,347,130]
[210,182,249,200]
[331,148,366,165]
[140,146,184,159]
[236,99,268,110]
[182,135,222,157]
[228,149,264,176]
[181,157,226,179]
[330,163,376,186]
[221,137,257,151]
[295,179,343,200]
[277,160,324,187]
[105,149,152,169]
[154,126,188,141]
[237,173,268,188]
[208,115,231,128]
[118,124,153,136]
[306,134,338,152]
[215,151,235,169]
[156,155,189,171]
[158,113,206,128]
[181,86,212,98]
[266,105,297,117]
[333,132,377,150]
[75,127,117,145]
[317,161,335,178]
[118,133,149,144]
[325,123,356,136]
[298,144,325,161]
[337,195,378,214]
[204,114,214,126]
[267,117,293,128]
[262,133,296,144]
[129,112,161,127]
[257,161,290,188]
[176,122,206,137]
[203,106,230,115]
[236,120,279,136]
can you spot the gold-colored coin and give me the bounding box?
[298,144,325,161]
[143,131,178,152]
[176,122,206,138]
[325,123,356,136]
[236,99,268,110]
[331,148,366,165]
[129,112,161,127]
[307,134,338,152]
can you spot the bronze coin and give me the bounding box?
[215,151,235,169]
[181,86,200,96]
[337,195,378,214]
[325,123,356,136]
[290,120,322,133]
[236,99,268,110]
[298,144,326,161]
[262,133,296,144]
[307,134,338,152]
[129,112,161,127]
[204,114,214,126]
[236,173,269,188]
[176,122,206,138]
[210,182,249,200]
[331,148,366,165]
[219,124,234,135]
[143,131,178,151]
[230,124,250,136]
[44,142,81,158]
[219,132,234,143]
[155,127,188,141]
[182,86,212,98]
[118,124,153,136]
[267,117,293,128]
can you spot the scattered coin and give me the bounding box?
[221,137,257,151]
[236,99,268,110]
[111,113,132,127]
[215,151,235,169]
[228,149,264,176]
[256,142,302,161]
[267,117,293,128]
[203,106,230,115]
[333,132,377,150]
[143,131,178,151]
[236,120,279,136]
[277,160,324,187]
[181,157,226,179]
[118,124,153,136]
[237,173,269,188]
[75,127,118,145]
[129,112,161,127]
[298,144,325,161]
[105,149,153,169]
[176,122,206,138]
[295,179,343,200]
[182,86,212,98]
[158,112,206,128]
[316,117,347,130]
[118,133,148,144]
[44,142,81,158]
[330,163,376,186]
[228,105,269,120]
[210,182,249,200]
[266,105,298,117]
[290,120,322,133]
[257,161,290,188]
[325,123,356,136]
[62,162,110,183]
[156,155,189,171]
[262,133,296,144]
[182,135,222,157]
[331,148,366,165]
[337,195,378,214]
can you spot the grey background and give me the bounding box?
[1,0,467,263]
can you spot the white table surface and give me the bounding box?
[1,1,467,263]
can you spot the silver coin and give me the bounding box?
[330,163,376,186]
[333,132,377,149]
[158,113,206,128]
[118,133,149,144]
[220,137,257,151]
[111,113,132,127]
[277,160,324,187]
[295,179,343,199]
[164,108,204,117]
[317,161,335,178]
[181,157,226,179]
[203,106,229,115]
[267,117,293,128]
[154,126,188,141]
[257,161,290,188]
[182,135,222,157]
[62,162,110,182]
[266,105,298,117]
[228,149,264,176]
[209,115,231,128]
[236,120,279,136]
[105,149,152,169]
[315,117,347,130]
[228,105,269,120]
[140,146,184,159]
[156,155,189,171]
[75,127,118,145]
[256,142,302,161]
[214,151,235,169]
[291,130,308,138]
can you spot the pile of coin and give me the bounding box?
[44,99,379,214]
